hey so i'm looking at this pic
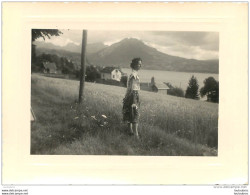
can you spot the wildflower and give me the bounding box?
[91,116,97,120]
[102,115,107,119]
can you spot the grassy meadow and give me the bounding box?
[31,74,218,155]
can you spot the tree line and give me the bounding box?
[32,53,103,82]
[32,53,76,74]
[170,75,219,103]
[188,75,219,103]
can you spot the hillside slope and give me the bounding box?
[31,74,218,155]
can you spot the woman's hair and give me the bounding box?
[130,57,142,69]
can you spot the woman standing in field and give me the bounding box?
[123,57,142,139]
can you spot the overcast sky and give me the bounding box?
[36,29,219,60]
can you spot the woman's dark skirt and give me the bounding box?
[122,91,140,123]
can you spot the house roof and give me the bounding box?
[43,62,57,70]
[101,67,121,73]
[163,82,174,89]
[154,83,170,90]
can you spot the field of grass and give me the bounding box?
[31,74,218,155]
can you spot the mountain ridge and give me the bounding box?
[88,38,219,73]
[35,38,219,73]
[34,41,108,54]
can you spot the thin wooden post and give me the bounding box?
[79,30,87,104]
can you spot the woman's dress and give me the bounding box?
[122,70,140,123]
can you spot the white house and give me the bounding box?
[100,67,122,81]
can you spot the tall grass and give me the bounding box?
[31,74,218,155]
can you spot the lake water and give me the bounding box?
[121,68,219,90]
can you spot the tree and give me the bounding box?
[32,29,62,42]
[151,76,156,86]
[31,29,62,72]
[200,77,219,103]
[185,75,199,99]
[85,65,101,82]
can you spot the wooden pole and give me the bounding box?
[79,30,87,104]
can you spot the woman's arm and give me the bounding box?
[131,78,138,108]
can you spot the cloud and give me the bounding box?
[145,42,218,60]
[36,36,80,47]
[87,31,144,44]
[148,31,219,51]
[38,29,219,60]
[142,31,219,59]
[60,29,82,43]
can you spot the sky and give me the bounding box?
[36,29,219,60]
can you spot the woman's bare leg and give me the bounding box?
[128,123,133,135]
[133,123,139,138]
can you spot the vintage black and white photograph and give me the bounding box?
[31,29,219,156]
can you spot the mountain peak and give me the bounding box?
[120,37,144,44]
[88,38,219,73]
[65,42,80,46]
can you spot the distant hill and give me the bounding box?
[35,38,219,73]
[36,48,81,66]
[87,42,108,54]
[88,38,219,73]
[34,41,108,54]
